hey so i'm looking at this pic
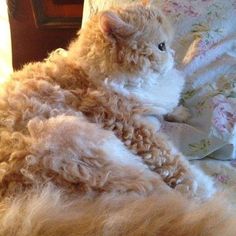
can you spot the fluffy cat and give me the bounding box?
[0,0,210,198]
[0,1,235,235]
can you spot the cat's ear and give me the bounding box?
[99,11,135,40]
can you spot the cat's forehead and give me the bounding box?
[117,5,171,43]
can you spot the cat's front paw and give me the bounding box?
[172,177,197,197]
[166,105,191,123]
[175,180,202,200]
[191,167,216,200]
[174,173,216,200]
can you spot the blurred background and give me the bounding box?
[3,0,84,71]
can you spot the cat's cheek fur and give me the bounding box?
[152,50,175,75]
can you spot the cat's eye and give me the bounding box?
[158,42,166,52]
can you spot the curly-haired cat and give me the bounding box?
[0,1,235,236]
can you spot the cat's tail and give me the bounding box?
[0,184,235,236]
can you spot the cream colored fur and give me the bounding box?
[0,184,235,236]
[0,1,235,235]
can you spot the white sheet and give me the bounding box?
[161,0,236,161]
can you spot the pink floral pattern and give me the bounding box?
[212,95,236,135]
[193,159,236,206]
[162,1,199,17]
[212,173,230,184]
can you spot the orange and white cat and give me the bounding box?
[0,1,235,236]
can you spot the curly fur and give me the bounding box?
[0,1,235,235]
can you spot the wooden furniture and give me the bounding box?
[8,0,84,70]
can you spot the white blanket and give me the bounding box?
[161,0,236,161]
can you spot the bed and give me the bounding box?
[83,0,236,204]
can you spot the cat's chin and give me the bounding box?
[152,53,175,76]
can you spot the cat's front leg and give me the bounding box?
[153,149,216,199]
[123,116,214,199]
[27,115,166,195]
[165,105,191,123]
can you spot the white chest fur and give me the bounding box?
[105,69,185,115]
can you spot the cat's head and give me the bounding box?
[69,1,173,81]
[68,1,183,114]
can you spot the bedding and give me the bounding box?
[83,0,236,203]
[158,0,236,161]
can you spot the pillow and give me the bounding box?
[82,0,236,160]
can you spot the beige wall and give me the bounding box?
[0,0,12,84]
[82,0,135,26]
